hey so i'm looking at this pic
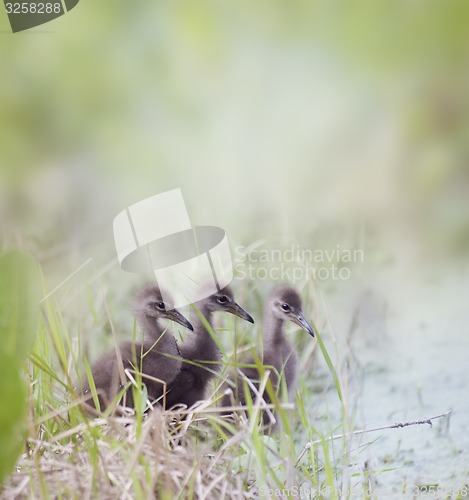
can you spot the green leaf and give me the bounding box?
[0,350,27,483]
[315,330,343,403]
[0,251,41,362]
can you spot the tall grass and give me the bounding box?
[1,275,373,499]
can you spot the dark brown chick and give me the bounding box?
[165,285,254,409]
[222,284,314,429]
[80,284,193,412]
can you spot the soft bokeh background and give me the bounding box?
[1,0,468,493]
[1,1,468,270]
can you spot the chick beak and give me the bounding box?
[291,311,315,337]
[166,309,194,331]
[225,302,255,324]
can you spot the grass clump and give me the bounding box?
[1,277,382,499]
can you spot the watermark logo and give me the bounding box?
[234,243,364,283]
[4,0,79,33]
[113,189,233,308]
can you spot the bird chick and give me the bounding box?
[223,284,314,429]
[165,285,254,410]
[80,284,193,413]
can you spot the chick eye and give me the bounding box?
[217,295,228,304]
[281,303,290,312]
[157,302,165,310]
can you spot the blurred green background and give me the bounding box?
[0,0,468,280]
[1,2,468,491]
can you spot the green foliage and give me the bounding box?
[0,351,27,483]
[0,251,41,483]
[0,251,41,362]
[315,330,342,404]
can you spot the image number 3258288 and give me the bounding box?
[5,2,62,14]
[4,0,79,33]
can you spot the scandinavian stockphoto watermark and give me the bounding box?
[234,244,364,282]
[258,484,469,498]
[3,0,79,33]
